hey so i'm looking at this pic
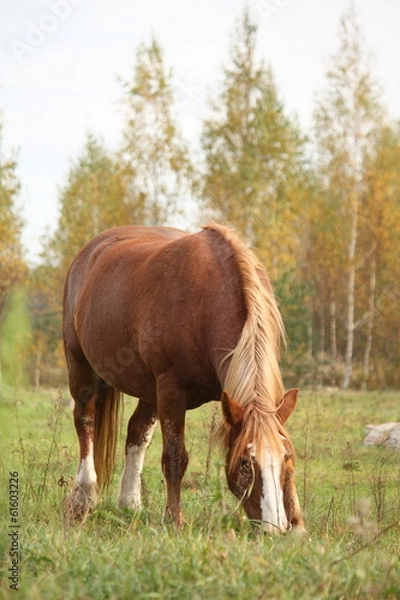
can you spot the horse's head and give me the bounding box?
[221,388,305,535]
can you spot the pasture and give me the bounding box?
[1,385,399,599]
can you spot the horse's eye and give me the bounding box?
[239,457,254,473]
[240,458,250,469]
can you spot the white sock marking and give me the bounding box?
[119,420,157,509]
[76,440,97,488]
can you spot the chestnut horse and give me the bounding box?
[63,224,305,534]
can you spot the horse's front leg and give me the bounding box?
[283,461,308,537]
[157,374,189,527]
[119,398,158,510]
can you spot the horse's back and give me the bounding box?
[64,224,240,308]
[63,226,185,311]
[67,226,185,275]
[62,225,246,401]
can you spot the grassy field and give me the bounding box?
[1,384,399,599]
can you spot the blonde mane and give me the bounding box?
[205,224,293,470]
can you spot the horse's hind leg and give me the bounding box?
[119,399,157,509]
[65,355,99,524]
[157,377,189,527]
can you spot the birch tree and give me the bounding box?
[120,37,194,226]
[360,123,400,387]
[201,9,309,280]
[313,8,383,388]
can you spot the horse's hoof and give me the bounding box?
[163,507,185,529]
[64,484,97,525]
[292,525,311,542]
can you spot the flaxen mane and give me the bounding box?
[205,224,294,470]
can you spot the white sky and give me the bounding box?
[1,0,399,263]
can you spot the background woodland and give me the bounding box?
[1,8,400,390]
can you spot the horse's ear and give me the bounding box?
[277,388,299,424]
[221,391,245,428]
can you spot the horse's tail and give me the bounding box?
[93,380,121,491]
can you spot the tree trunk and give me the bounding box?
[318,303,325,387]
[34,349,42,389]
[329,296,337,385]
[362,253,376,390]
[342,193,359,389]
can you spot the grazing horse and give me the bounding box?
[63,224,305,534]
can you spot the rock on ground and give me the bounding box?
[363,423,400,449]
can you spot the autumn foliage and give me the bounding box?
[1,8,399,389]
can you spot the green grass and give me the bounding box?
[1,385,399,599]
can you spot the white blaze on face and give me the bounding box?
[260,438,288,534]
